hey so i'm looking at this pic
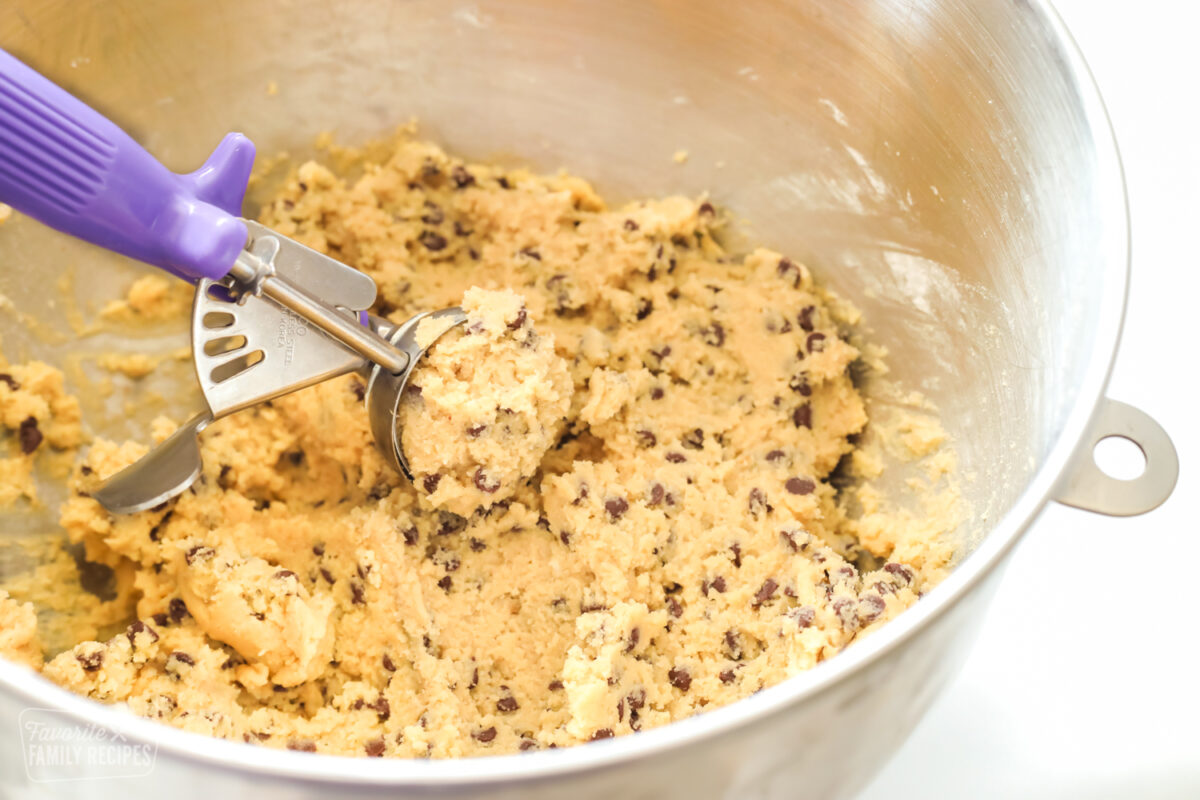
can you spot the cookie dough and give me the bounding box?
[400,287,573,516]
[0,361,83,506]
[1,133,956,758]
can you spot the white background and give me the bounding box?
[860,1,1199,797]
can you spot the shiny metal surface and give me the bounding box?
[227,235,410,375]
[1053,399,1179,516]
[0,0,1177,797]
[92,220,381,511]
[92,412,211,514]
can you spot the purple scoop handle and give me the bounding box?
[0,49,253,282]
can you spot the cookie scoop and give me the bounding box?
[0,49,465,512]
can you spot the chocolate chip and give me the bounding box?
[496,695,519,713]
[151,612,169,627]
[636,430,657,448]
[365,738,386,757]
[274,570,296,580]
[884,563,915,585]
[667,597,684,618]
[791,305,814,333]
[648,483,665,506]
[724,629,744,660]
[420,202,445,225]
[453,220,473,237]
[320,568,336,584]
[438,576,452,592]
[719,669,736,684]
[789,373,812,396]
[382,654,397,672]
[312,544,325,556]
[730,542,743,568]
[777,257,803,288]
[467,424,487,438]
[351,582,366,604]
[753,578,779,608]
[859,594,886,624]
[451,165,476,188]
[789,606,816,628]
[423,474,441,494]
[665,452,686,463]
[605,497,629,520]
[184,546,214,565]
[624,219,639,231]
[473,727,498,743]
[507,308,528,331]
[519,738,539,751]
[437,512,467,536]
[702,323,725,347]
[125,620,159,647]
[766,449,786,462]
[519,247,541,261]
[785,477,815,496]
[668,666,692,692]
[806,332,827,353]
[76,649,104,672]
[698,201,715,217]
[548,679,564,691]
[792,404,812,429]
[287,740,317,752]
[636,299,653,320]
[681,429,704,450]
[0,373,18,391]
[702,576,727,595]
[18,417,42,454]
[418,230,448,252]
[748,488,768,517]
[473,468,500,494]
[371,696,391,721]
[170,598,191,624]
[469,537,487,552]
[650,387,664,400]
[169,650,195,666]
[833,598,859,630]
[590,729,614,741]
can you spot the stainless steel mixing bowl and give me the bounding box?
[0,0,1179,797]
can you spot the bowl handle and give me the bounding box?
[1052,399,1178,516]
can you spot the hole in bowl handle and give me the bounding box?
[1053,399,1178,517]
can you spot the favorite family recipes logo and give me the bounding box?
[19,708,156,782]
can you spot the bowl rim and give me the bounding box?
[0,0,1131,787]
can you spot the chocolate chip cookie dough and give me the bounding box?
[400,287,573,516]
[0,132,957,757]
[0,361,83,507]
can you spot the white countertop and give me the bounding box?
[860,1,1199,797]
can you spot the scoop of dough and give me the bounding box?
[173,542,335,687]
[398,288,573,516]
